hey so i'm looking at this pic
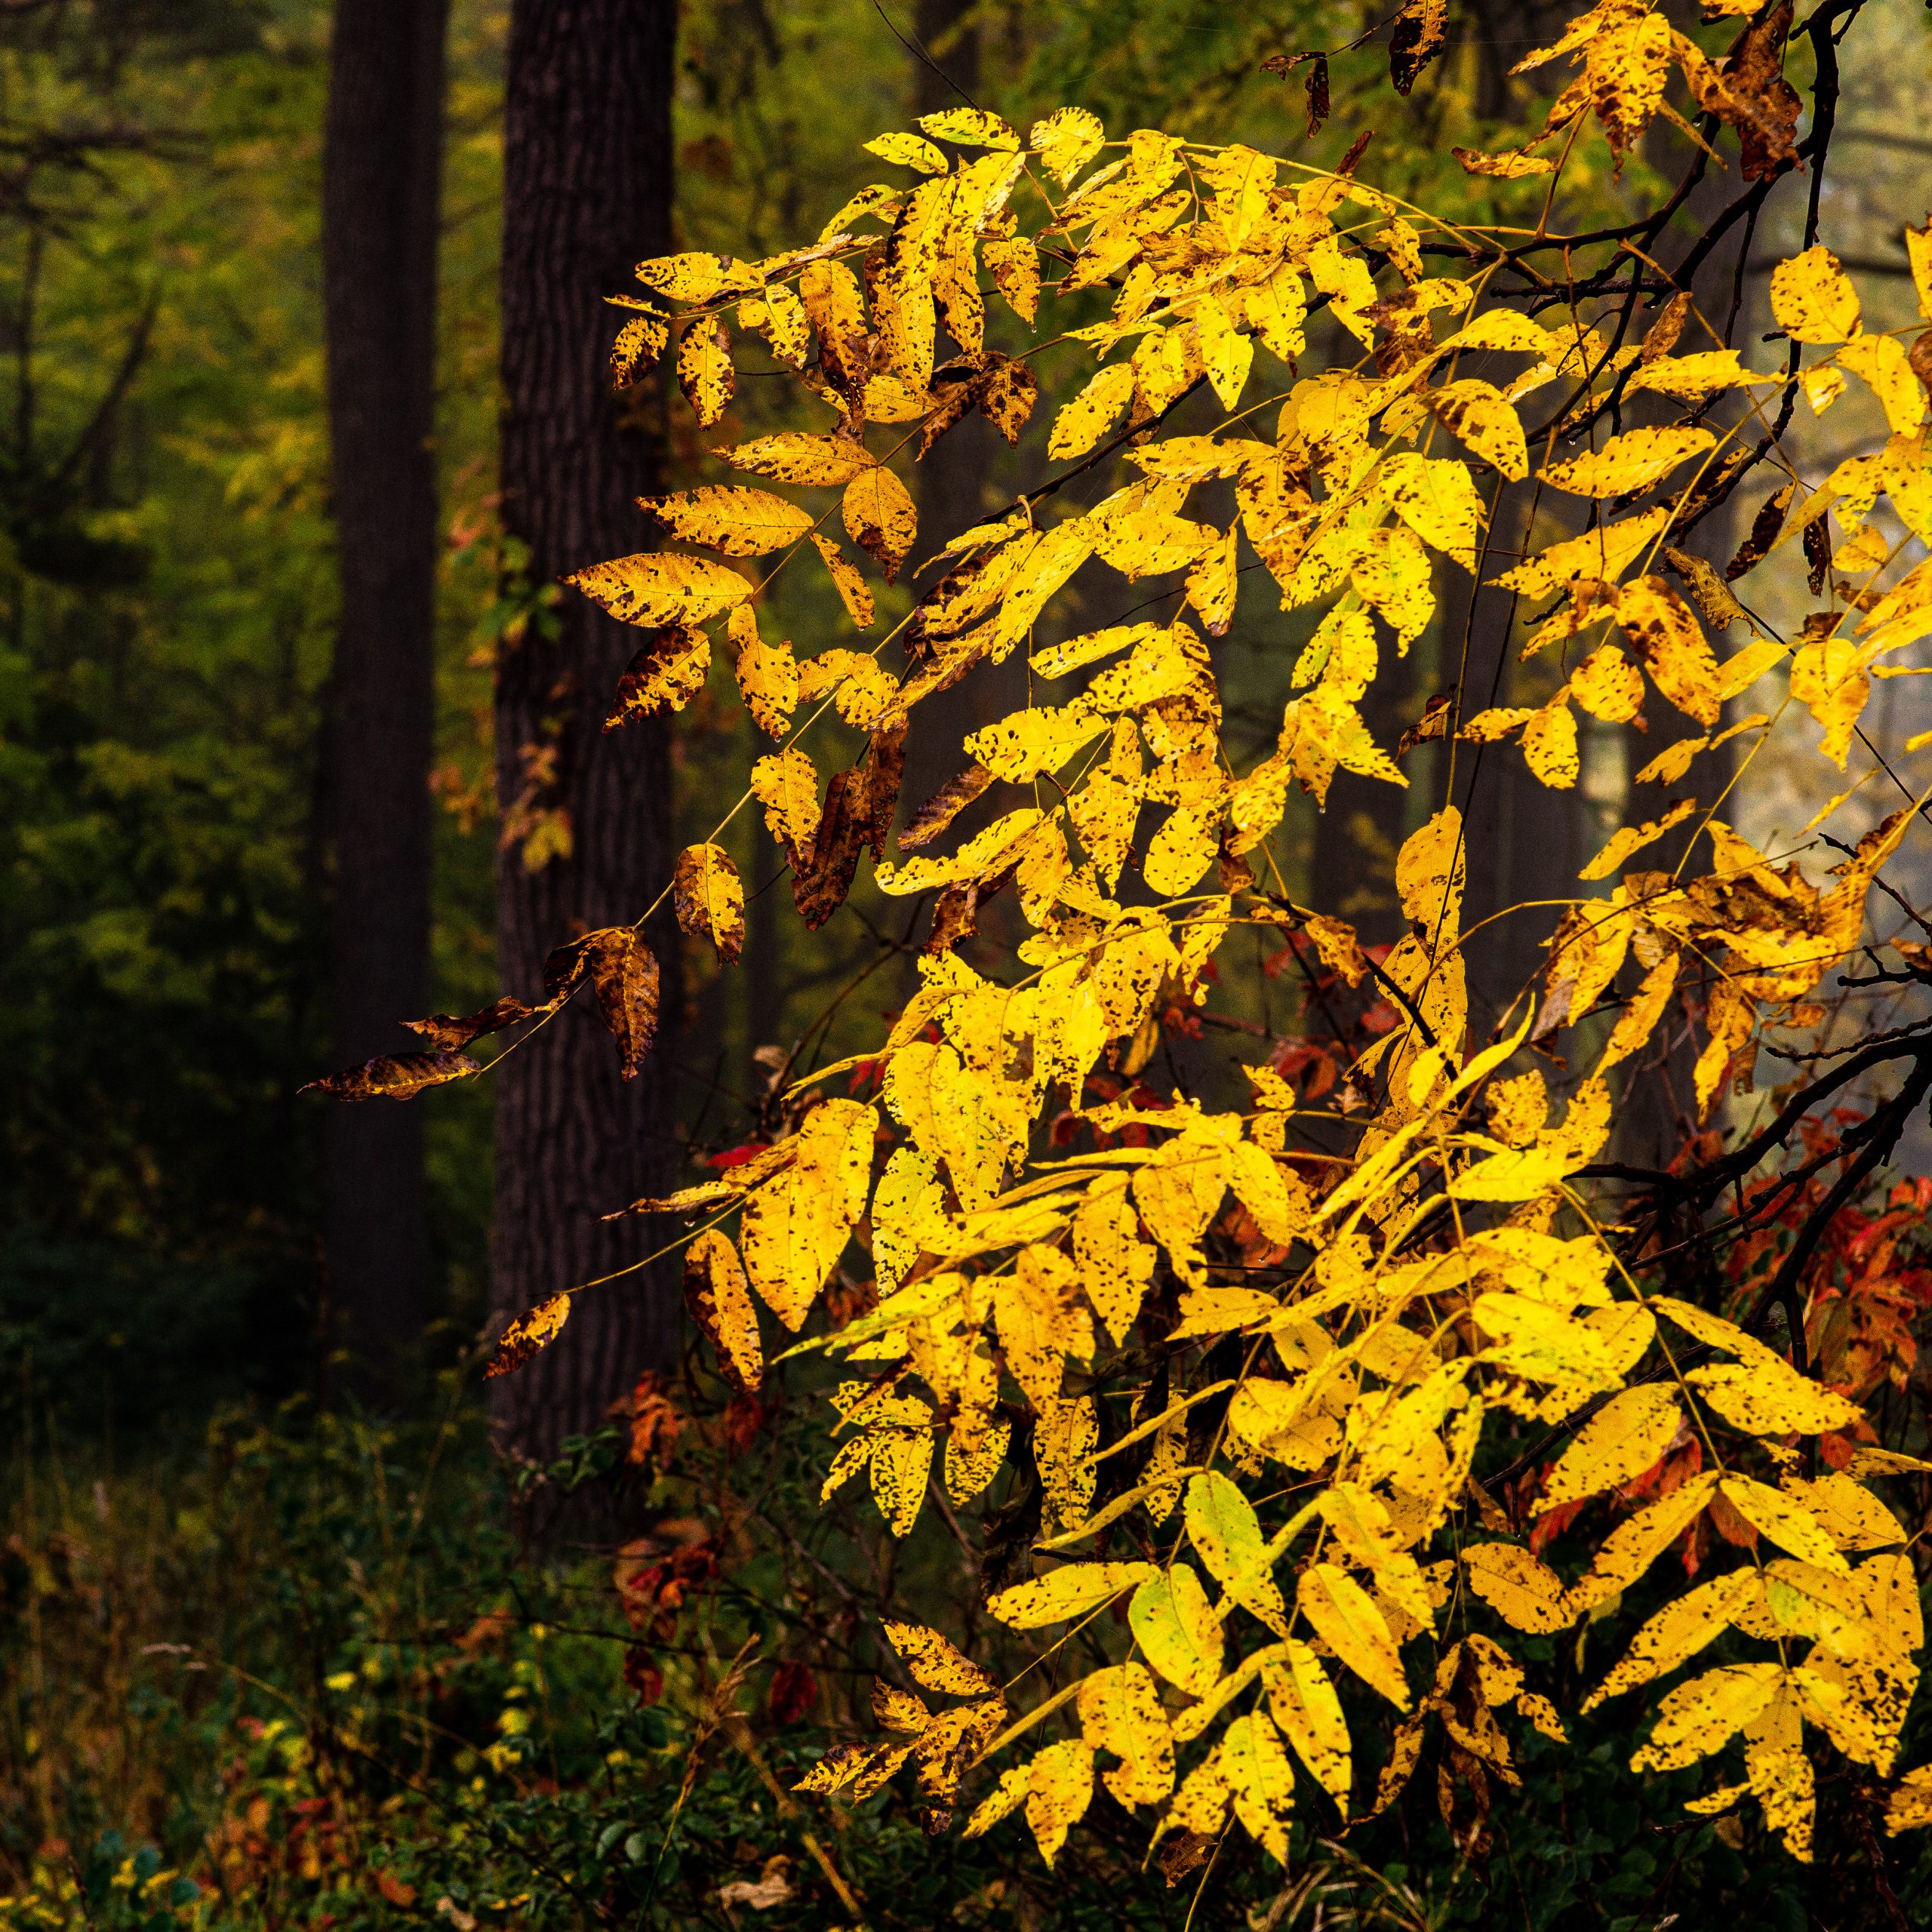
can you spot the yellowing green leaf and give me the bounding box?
[864,131,949,174]
[1222,1712,1297,1863]
[1129,1566,1224,1697]
[1187,1471,1289,1633]
[1078,1661,1174,1806]
[917,106,1020,149]
[1263,1641,1352,1811]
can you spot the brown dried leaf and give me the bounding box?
[402,996,536,1051]
[547,928,661,1078]
[304,1050,480,1101]
[1640,291,1691,363]
[673,843,747,964]
[1721,1,1801,183]
[1389,0,1446,95]
[793,769,867,930]
[1724,484,1793,581]
[901,763,995,851]
[605,624,712,730]
[977,355,1040,446]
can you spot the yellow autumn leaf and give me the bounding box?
[1770,245,1863,345]
[633,250,761,303]
[734,613,799,738]
[750,747,820,851]
[740,1100,876,1329]
[1716,1477,1850,1576]
[1522,694,1579,788]
[884,1621,1000,1698]
[717,431,875,486]
[1687,1362,1861,1438]
[1029,105,1106,185]
[676,317,734,428]
[486,1293,571,1379]
[640,485,814,556]
[1297,1564,1409,1708]
[1539,426,1715,499]
[1462,1542,1571,1634]
[1618,575,1721,726]
[1586,1571,1758,1709]
[1380,452,1484,570]
[808,533,876,629]
[841,464,918,575]
[1195,296,1254,408]
[1579,799,1695,881]
[1630,1662,1782,1773]
[986,1561,1158,1629]
[682,1229,762,1392]
[1561,1472,1718,1614]
[1789,629,1871,768]
[965,703,1109,783]
[605,623,712,727]
[1537,1385,1683,1517]
[1429,379,1529,480]
[1454,146,1556,178]
[1492,507,1671,598]
[566,552,751,629]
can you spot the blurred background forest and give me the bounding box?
[4,1,1932,1926]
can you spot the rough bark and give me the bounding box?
[491,0,681,1466]
[320,0,450,1400]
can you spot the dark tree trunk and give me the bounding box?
[491,0,681,1466]
[903,0,999,823]
[321,0,450,1401]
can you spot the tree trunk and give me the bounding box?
[321,0,450,1401]
[491,0,681,1467]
